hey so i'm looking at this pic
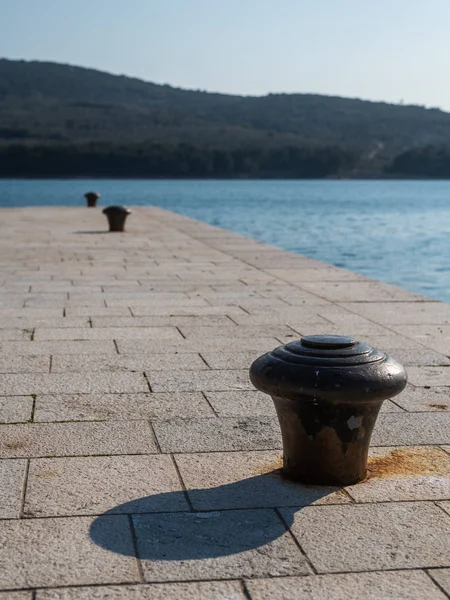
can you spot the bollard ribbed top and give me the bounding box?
[273,334,384,366]
[102,205,131,215]
[249,333,408,403]
[301,334,357,350]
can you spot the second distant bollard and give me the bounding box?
[102,206,131,232]
[249,334,407,486]
[84,192,100,207]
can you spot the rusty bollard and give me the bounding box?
[249,334,407,486]
[102,206,131,232]
[84,192,100,207]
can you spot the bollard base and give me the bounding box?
[107,219,127,232]
[102,206,131,232]
[272,394,383,486]
[84,192,100,208]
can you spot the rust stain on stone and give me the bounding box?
[36,470,57,478]
[367,447,450,479]
[4,440,27,450]
[252,455,283,476]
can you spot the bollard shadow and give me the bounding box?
[89,471,342,560]
[73,230,109,234]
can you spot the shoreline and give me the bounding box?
[0,174,448,181]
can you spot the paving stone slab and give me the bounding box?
[117,337,280,354]
[297,281,431,302]
[0,372,149,395]
[239,301,332,315]
[266,266,368,282]
[51,352,208,373]
[178,325,295,340]
[32,285,104,293]
[153,417,281,453]
[201,351,264,370]
[57,299,108,309]
[91,315,234,327]
[345,446,450,502]
[407,366,450,387]
[247,571,448,600]
[280,502,450,573]
[36,581,247,600]
[205,390,277,417]
[25,454,188,517]
[34,326,182,341]
[104,292,198,300]
[0,317,90,329]
[208,297,289,308]
[438,501,450,516]
[291,320,393,338]
[349,333,425,350]
[275,292,351,307]
[429,568,450,596]
[175,450,350,510]
[113,297,210,307]
[315,304,395,328]
[0,285,31,294]
[343,301,450,324]
[0,329,32,341]
[23,300,67,309]
[239,298,330,311]
[130,305,247,317]
[66,307,133,317]
[230,311,330,326]
[388,324,450,354]
[133,509,310,581]
[0,355,50,374]
[0,458,27,519]
[0,395,33,423]
[23,293,67,302]
[0,340,117,355]
[380,400,405,413]
[382,348,450,366]
[147,369,252,392]
[0,296,28,309]
[0,593,31,599]
[0,516,138,589]
[394,386,450,412]
[0,421,156,458]
[372,412,450,445]
[34,392,214,421]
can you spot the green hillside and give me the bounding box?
[1,59,450,177]
[2,59,450,152]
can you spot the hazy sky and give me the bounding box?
[1,0,449,110]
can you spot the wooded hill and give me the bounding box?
[1,59,450,177]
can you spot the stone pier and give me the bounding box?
[0,207,449,599]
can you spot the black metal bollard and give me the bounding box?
[102,206,131,232]
[84,192,100,207]
[249,334,407,486]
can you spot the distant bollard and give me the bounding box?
[249,334,407,486]
[84,192,100,207]
[102,206,131,232]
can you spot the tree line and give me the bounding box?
[1,142,450,178]
[387,146,450,178]
[0,143,357,178]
